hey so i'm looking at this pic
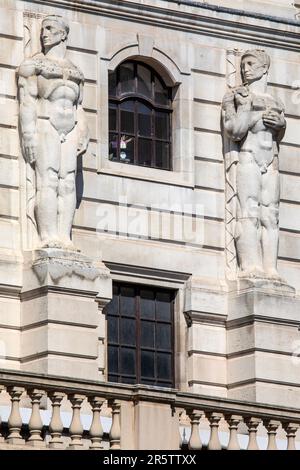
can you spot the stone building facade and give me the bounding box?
[0,0,300,450]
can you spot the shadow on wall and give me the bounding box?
[76,154,84,209]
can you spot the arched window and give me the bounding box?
[108,61,172,170]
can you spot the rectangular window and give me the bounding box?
[105,283,175,387]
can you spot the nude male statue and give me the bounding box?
[18,15,89,250]
[222,50,286,279]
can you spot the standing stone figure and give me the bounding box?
[18,15,89,250]
[222,50,286,279]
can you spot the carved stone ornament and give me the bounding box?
[18,15,89,251]
[221,49,286,281]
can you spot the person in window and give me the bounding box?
[120,135,133,161]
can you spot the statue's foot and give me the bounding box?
[39,237,78,252]
[39,237,62,249]
[239,267,286,284]
[238,266,265,279]
[60,238,78,252]
[264,269,284,283]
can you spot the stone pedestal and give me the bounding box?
[120,399,180,450]
[227,278,300,408]
[20,249,112,381]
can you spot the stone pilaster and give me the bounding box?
[184,276,227,398]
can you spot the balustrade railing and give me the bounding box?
[0,370,299,450]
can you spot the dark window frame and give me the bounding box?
[108,61,173,171]
[105,283,175,388]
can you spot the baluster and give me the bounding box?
[7,386,25,445]
[109,400,121,449]
[283,422,300,450]
[68,394,85,449]
[174,407,184,450]
[49,391,65,449]
[245,417,261,450]
[0,411,3,443]
[265,419,280,450]
[27,389,46,447]
[207,412,222,450]
[88,396,105,450]
[226,414,242,450]
[0,385,4,442]
[187,409,202,450]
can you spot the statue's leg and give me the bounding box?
[57,128,78,249]
[35,120,60,246]
[261,161,280,278]
[235,153,263,276]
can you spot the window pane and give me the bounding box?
[141,321,155,348]
[155,112,169,140]
[109,133,119,161]
[108,374,118,383]
[119,62,135,94]
[138,102,152,137]
[156,381,172,388]
[120,101,134,134]
[138,138,152,167]
[154,76,169,105]
[141,378,156,385]
[120,286,135,317]
[140,289,155,319]
[137,64,152,98]
[141,350,155,378]
[155,142,170,170]
[108,316,118,343]
[109,70,117,96]
[122,377,136,384]
[108,283,174,387]
[120,136,134,164]
[108,345,118,373]
[105,290,118,315]
[120,318,136,346]
[120,348,136,376]
[157,353,172,380]
[109,104,117,131]
[156,291,172,321]
[156,323,171,350]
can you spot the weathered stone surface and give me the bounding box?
[0,0,299,424]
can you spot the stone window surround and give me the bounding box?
[103,262,190,389]
[99,38,194,188]
[106,282,175,387]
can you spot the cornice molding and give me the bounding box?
[167,0,300,27]
[24,0,300,51]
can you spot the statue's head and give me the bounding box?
[240,49,270,84]
[41,15,69,52]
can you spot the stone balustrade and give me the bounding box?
[0,370,299,450]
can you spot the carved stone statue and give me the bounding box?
[222,49,286,280]
[18,15,89,250]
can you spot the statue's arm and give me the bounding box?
[76,82,90,157]
[18,60,38,164]
[222,90,251,142]
[277,112,286,142]
[262,101,286,143]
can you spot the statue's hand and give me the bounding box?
[22,132,37,164]
[77,133,89,157]
[234,86,251,107]
[262,110,286,130]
